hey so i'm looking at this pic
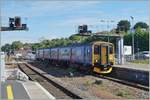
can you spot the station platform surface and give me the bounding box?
[1,80,55,100]
[114,62,149,71]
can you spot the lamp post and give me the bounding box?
[100,20,115,62]
[100,20,114,43]
[130,16,135,60]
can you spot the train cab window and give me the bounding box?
[94,45,100,54]
[109,46,113,54]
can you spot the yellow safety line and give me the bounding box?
[7,85,14,100]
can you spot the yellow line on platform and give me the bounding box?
[7,85,14,100]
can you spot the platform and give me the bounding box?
[1,80,55,100]
[114,62,149,71]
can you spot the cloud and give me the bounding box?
[1,0,102,27]
[1,1,101,19]
[1,0,149,45]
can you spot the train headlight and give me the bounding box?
[109,55,114,61]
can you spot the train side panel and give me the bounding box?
[43,48,50,60]
[59,47,71,61]
[84,45,92,66]
[38,49,44,60]
[71,46,84,64]
[35,49,39,60]
[50,48,59,61]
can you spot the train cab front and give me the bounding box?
[93,43,114,74]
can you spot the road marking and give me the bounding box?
[7,85,14,100]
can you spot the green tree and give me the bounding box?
[1,44,11,52]
[69,34,82,43]
[31,43,41,50]
[40,40,51,48]
[11,41,23,50]
[23,43,32,50]
[134,22,149,29]
[124,31,149,53]
[116,20,131,33]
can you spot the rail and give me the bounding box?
[17,63,82,99]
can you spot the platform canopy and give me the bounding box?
[77,32,125,64]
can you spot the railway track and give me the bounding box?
[17,59,149,93]
[33,60,149,92]
[17,63,82,99]
[93,73,149,91]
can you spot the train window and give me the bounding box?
[109,46,113,54]
[94,45,99,54]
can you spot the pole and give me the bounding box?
[117,38,121,64]
[131,16,135,60]
[107,21,110,63]
[107,21,110,43]
[120,36,124,64]
[1,52,6,82]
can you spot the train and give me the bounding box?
[35,41,115,74]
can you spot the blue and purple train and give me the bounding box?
[35,41,115,74]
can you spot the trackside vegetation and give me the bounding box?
[1,21,149,53]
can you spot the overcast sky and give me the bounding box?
[1,0,149,45]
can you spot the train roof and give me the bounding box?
[91,41,113,45]
[36,41,113,50]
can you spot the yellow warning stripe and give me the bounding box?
[7,85,14,100]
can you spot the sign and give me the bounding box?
[124,46,132,55]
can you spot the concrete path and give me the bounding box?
[1,80,30,100]
[1,80,55,100]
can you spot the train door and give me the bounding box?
[94,45,100,65]
[101,45,108,65]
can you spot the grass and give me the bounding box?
[116,90,128,97]
[84,80,91,86]
[116,89,133,99]
[131,59,149,64]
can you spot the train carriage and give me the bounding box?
[35,50,39,60]
[59,47,71,65]
[71,45,92,68]
[43,48,50,61]
[36,41,115,74]
[92,41,114,74]
[36,49,44,61]
[50,48,59,64]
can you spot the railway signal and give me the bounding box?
[78,25,92,35]
[1,16,28,31]
[14,16,21,28]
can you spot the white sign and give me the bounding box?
[124,46,132,55]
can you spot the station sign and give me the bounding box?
[124,46,132,55]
